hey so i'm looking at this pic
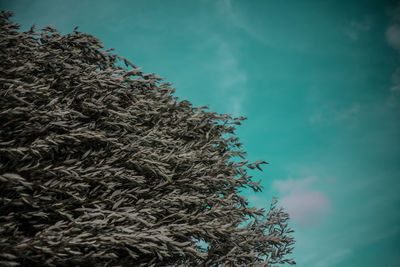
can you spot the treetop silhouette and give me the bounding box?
[0,11,295,266]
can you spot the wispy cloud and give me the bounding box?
[197,36,247,116]
[386,4,400,51]
[388,69,400,108]
[273,177,331,227]
[217,0,268,45]
[386,4,400,108]
[386,24,400,51]
[215,41,247,115]
[309,102,361,125]
[344,16,372,41]
[314,249,352,267]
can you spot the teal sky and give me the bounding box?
[2,0,400,266]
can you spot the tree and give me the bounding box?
[0,11,295,266]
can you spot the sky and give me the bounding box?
[1,0,400,266]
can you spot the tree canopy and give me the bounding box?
[0,11,295,266]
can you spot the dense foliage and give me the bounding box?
[0,11,295,266]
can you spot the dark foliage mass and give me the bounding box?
[0,11,295,266]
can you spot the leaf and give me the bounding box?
[112,198,124,210]
[2,173,24,181]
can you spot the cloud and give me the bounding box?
[188,30,247,116]
[273,176,315,193]
[388,69,400,107]
[345,16,372,41]
[309,102,361,125]
[386,4,400,109]
[280,191,330,226]
[211,38,247,116]
[217,0,268,45]
[386,24,400,51]
[314,249,352,267]
[336,103,360,121]
[273,177,331,227]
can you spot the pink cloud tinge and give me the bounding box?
[273,177,331,227]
